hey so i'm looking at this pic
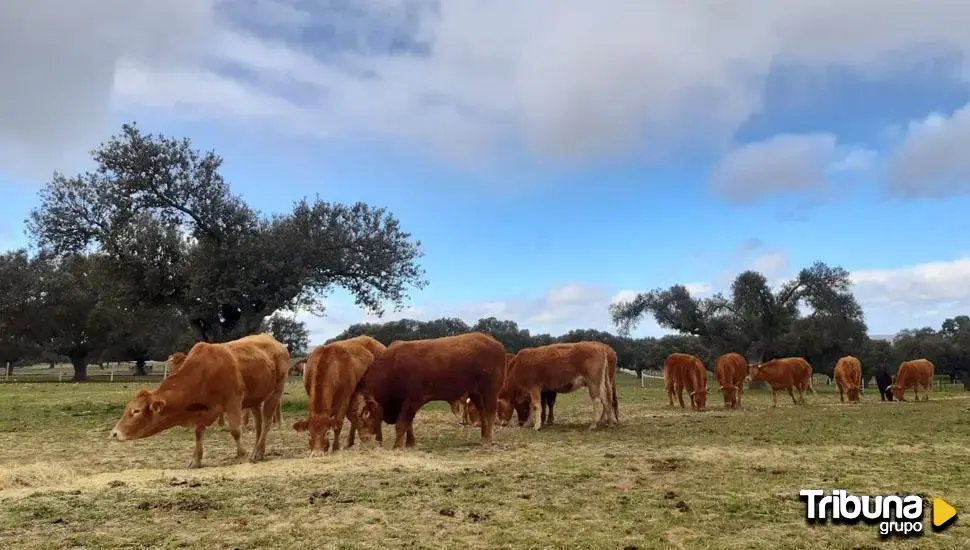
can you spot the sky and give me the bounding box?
[3,1,970,345]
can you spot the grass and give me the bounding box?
[0,376,968,549]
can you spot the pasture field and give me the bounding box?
[0,376,968,549]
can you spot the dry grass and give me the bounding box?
[1,376,969,549]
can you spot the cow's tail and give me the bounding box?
[609,354,619,423]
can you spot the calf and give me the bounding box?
[714,352,747,409]
[663,353,708,411]
[834,355,863,402]
[746,357,815,407]
[498,341,616,430]
[890,359,935,401]
[292,340,375,455]
[875,367,894,401]
[353,332,506,449]
[110,333,289,468]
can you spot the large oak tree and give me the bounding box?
[28,123,426,343]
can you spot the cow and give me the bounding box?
[110,333,290,468]
[335,335,387,358]
[170,350,283,430]
[875,366,894,401]
[834,355,863,402]
[292,340,375,455]
[746,357,815,407]
[498,341,616,431]
[352,332,506,450]
[889,359,935,401]
[714,352,747,409]
[663,353,708,411]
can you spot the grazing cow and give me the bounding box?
[498,341,616,430]
[663,353,709,411]
[292,340,375,455]
[353,332,506,449]
[834,355,863,402]
[890,359,935,401]
[170,350,283,430]
[875,367,894,401]
[110,333,290,468]
[746,357,815,407]
[714,352,747,409]
[336,335,387,358]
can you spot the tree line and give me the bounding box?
[1,123,966,384]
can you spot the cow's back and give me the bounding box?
[511,342,607,392]
[715,353,746,387]
[341,335,386,358]
[363,332,506,421]
[898,359,934,387]
[306,342,374,415]
[834,356,862,388]
[225,333,290,407]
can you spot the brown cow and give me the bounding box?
[714,352,747,409]
[292,340,375,455]
[746,357,815,407]
[170,350,283,430]
[834,355,863,403]
[890,359,935,401]
[110,333,290,468]
[352,332,506,449]
[663,353,708,411]
[498,342,616,430]
[336,335,387,358]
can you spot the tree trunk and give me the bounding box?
[70,356,88,382]
[133,359,148,376]
[49,361,55,369]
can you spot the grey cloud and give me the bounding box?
[888,105,970,197]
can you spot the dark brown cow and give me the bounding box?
[834,355,863,403]
[714,352,747,409]
[746,357,815,407]
[352,332,506,449]
[498,342,616,430]
[110,333,290,468]
[663,353,708,411]
[292,340,375,455]
[890,359,935,401]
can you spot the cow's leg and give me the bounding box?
[675,385,686,408]
[188,425,205,469]
[332,404,350,453]
[346,416,357,448]
[546,393,557,425]
[225,401,246,459]
[838,383,844,402]
[771,389,779,408]
[787,388,797,404]
[476,393,497,449]
[587,379,606,430]
[255,390,282,461]
[393,404,418,450]
[248,404,265,461]
[529,388,543,431]
[540,396,548,425]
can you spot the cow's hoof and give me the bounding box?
[186,460,201,469]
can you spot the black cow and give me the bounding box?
[875,367,894,401]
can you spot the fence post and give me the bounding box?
[110,366,114,382]
[58,373,63,383]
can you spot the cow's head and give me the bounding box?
[348,392,382,442]
[110,388,187,441]
[496,398,514,426]
[689,388,708,410]
[719,384,738,407]
[888,383,906,401]
[745,363,765,382]
[293,415,339,455]
[847,386,861,402]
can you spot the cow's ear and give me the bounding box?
[150,399,167,415]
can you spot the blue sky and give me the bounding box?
[3,1,970,344]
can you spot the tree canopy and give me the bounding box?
[28,123,427,343]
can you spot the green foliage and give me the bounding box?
[28,123,427,343]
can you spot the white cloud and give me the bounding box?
[888,102,970,197]
[709,134,876,203]
[850,258,970,330]
[7,0,970,179]
[0,0,218,180]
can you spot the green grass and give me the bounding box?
[0,376,968,549]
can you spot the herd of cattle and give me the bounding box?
[107,332,938,469]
